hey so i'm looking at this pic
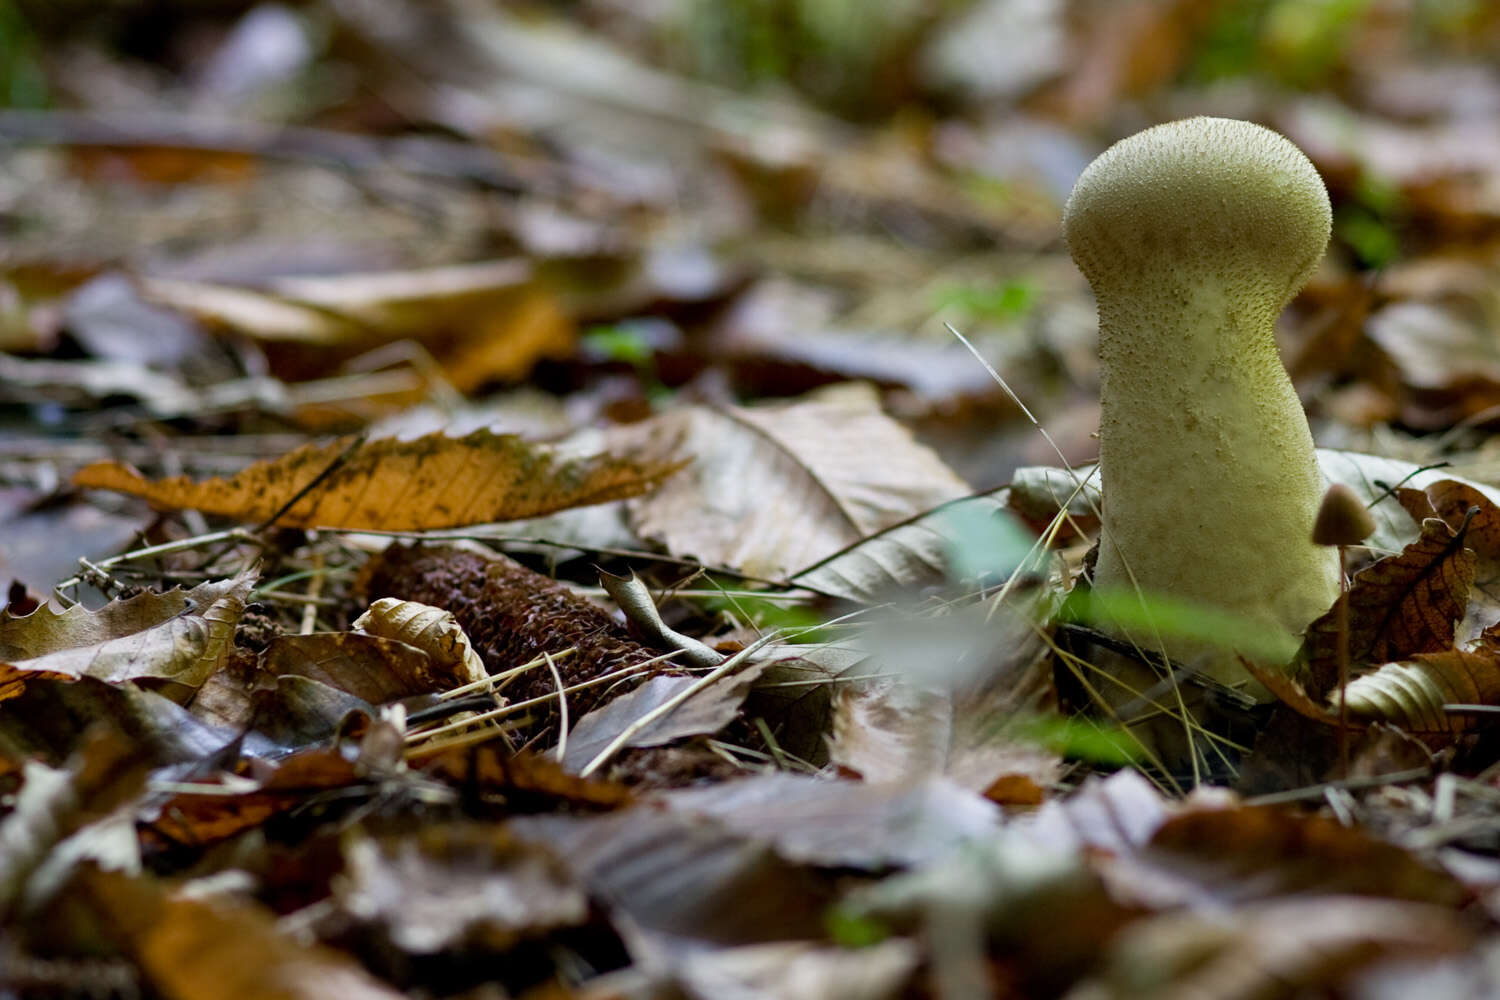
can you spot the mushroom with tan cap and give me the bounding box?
[1063,116,1340,690]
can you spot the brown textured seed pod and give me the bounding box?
[1064,117,1340,684]
[357,544,663,741]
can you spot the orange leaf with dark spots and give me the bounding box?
[74,427,682,531]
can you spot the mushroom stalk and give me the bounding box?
[1063,117,1340,685]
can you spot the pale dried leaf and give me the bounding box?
[1302,517,1475,697]
[1088,896,1472,1000]
[335,825,588,953]
[1313,449,1500,558]
[661,771,1000,869]
[598,570,723,668]
[354,598,486,686]
[260,633,449,703]
[677,939,919,1000]
[630,393,969,579]
[138,277,361,344]
[562,662,768,772]
[1342,648,1500,734]
[792,491,1046,603]
[0,569,254,694]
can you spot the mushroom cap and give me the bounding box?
[1063,117,1331,314]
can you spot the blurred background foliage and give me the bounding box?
[7,0,1500,492]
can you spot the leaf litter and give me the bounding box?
[16,3,1500,998]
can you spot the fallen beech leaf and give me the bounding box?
[0,675,263,769]
[0,569,254,699]
[353,598,486,687]
[1144,805,1468,907]
[1399,479,1500,638]
[73,868,404,1000]
[561,662,768,773]
[660,771,1000,869]
[260,632,450,703]
[74,428,682,531]
[1302,517,1476,698]
[1012,769,1170,856]
[137,277,362,345]
[437,284,573,391]
[1087,895,1473,999]
[628,390,969,579]
[334,824,589,953]
[359,544,661,739]
[142,262,574,388]
[0,728,149,920]
[675,939,919,1000]
[144,746,362,849]
[421,746,633,812]
[508,807,839,945]
[826,597,1058,790]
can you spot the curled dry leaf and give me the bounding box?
[354,598,487,686]
[74,428,683,531]
[1397,479,1500,573]
[0,569,255,700]
[1302,517,1476,699]
[358,544,661,738]
[598,569,723,669]
[0,728,150,920]
[1342,646,1500,736]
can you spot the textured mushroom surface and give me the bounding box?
[1064,117,1340,683]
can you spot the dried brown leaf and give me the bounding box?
[1011,769,1170,857]
[333,824,589,953]
[561,662,769,773]
[1398,479,1500,572]
[1302,517,1475,697]
[353,598,486,686]
[138,277,362,345]
[73,868,405,1000]
[75,428,682,531]
[1343,647,1500,735]
[629,392,969,578]
[421,746,633,811]
[660,771,1000,870]
[259,633,447,703]
[508,808,838,945]
[1144,805,1468,907]
[1087,896,1473,1000]
[0,569,254,698]
[144,746,361,849]
[0,728,150,919]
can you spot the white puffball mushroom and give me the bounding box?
[1063,116,1340,686]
